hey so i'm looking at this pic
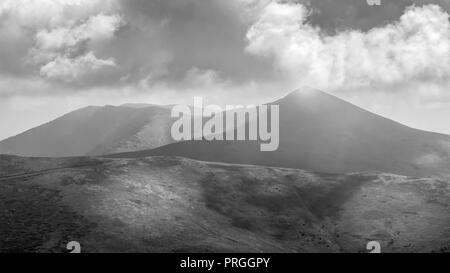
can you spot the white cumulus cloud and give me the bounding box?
[246,2,450,91]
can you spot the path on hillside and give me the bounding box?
[0,162,105,182]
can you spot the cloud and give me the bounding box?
[115,0,275,85]
[0,0,118,28]
[0,0,274,91]
[40,52,116,83]
[246,2,450,93]
[31,13,123,56]
[415,153,444,168]
[1,0,450,100]
[0,0,122,84]
[29,13,123,83]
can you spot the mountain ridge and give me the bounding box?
[109,88,450,178]
[0,104,176,157]
[2,87,450,178]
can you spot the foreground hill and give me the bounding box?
[0,155,448,253]
[112,88,450,178]
[0,104,175,157]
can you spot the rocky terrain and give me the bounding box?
[1,155,448,253]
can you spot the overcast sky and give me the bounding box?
[1,0,450,140]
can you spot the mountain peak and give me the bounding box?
[287,86,333,98]
[273,86,341,108]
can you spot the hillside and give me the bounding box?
[0,105,176,157]
[0,155,448,253]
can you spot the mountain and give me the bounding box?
[3,87,450,178]
[120,103,174,110]
[0,155,448,253]
[0,104,176,157]
[111,88,450,178]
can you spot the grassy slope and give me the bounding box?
[0,155,449,253]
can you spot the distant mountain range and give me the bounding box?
[111,88,450,178]
[0,104,176,157]
[2,87,450,177]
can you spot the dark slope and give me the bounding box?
[0,155,448,253]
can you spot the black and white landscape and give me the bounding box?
[1,0,450,253]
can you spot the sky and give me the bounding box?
[1,0,450,140]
